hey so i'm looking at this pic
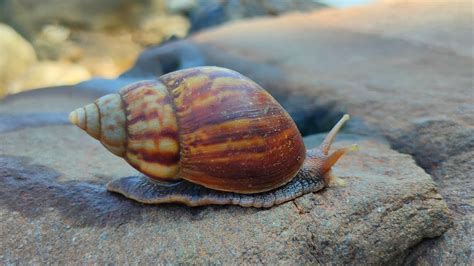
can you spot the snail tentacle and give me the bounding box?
[320,114,350,154]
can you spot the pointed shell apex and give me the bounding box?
[69,108,86,129]
[68,110,78,125]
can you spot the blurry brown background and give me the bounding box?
[0,0,331,97]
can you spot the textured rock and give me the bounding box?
[107,0,472,263]
[0,0,469,263]
[0,88,450,263]
[184,1,471,264]
[0,23,37,97]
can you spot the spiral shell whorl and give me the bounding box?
[159,67,306,193]
[119,80,181,181]
[69,94,126,156]
[69,80,181,182]
[70,66,306,193]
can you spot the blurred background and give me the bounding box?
[0,0,372,98]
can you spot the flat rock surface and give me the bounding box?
[182,1,471,264]
[0,0,469,264]
[0,111,450,263]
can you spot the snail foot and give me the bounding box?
[107,173,326,208]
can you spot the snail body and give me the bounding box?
[70,67,355,207]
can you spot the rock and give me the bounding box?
[0,85,451,262]
[6,62,91,94]
[180,0,470,264]
[310,0,473,57]
[0,0,150,38]
[0,0,326,86]
[165,0,197,14]
[32,24,73,61]
[0,1,176,81]
[0,0,325,36]
[188,0,326,32]
[120,39,205,81]
[33,28,142,79]
[133,14,190,47]
[0,0,469,263]
[61,31,142,78]
[39,24,71,44]
[0,23,37,98]
[104,0,472,263]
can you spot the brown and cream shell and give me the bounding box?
[69,67,306,194]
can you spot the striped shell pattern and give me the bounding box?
[69,67,306,193]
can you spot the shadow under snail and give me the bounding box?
[69,66,357,208]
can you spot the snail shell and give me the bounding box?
[70,66,356,207]
[70,67,306,194]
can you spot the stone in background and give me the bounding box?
[0,24,37,96]
[0,24,90,97]
[0,0,188,95]
[187,1,473,263]
[187,0,327,32]
[0,0,326,97]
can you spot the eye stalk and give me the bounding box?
[320,114,351,155]
[307,114,358,185]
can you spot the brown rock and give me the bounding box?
[36,30,142,79]
[0,1,157,79]
[0,0,469,263]
[0,0,151,37]
[133,14,190,47]
[116,0,472,263]
[0,24,37,97]
[0,88,451,262]
[187,0,326,32]
[182,0,471,264]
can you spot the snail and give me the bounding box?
[69,66,356,208]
